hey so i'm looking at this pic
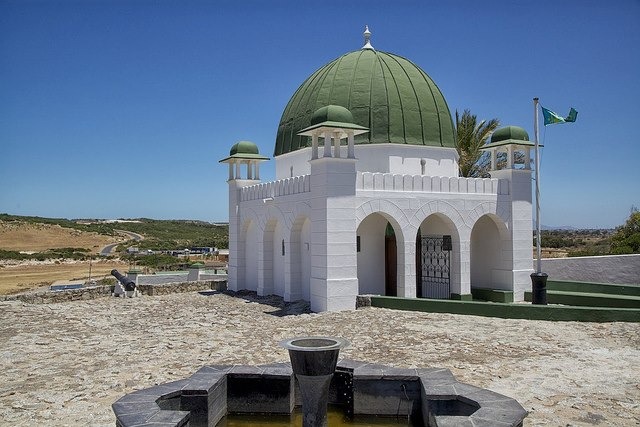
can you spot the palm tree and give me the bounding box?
[455,109,500,177]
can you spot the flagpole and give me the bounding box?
[533,97,542,273]
[531,97,547,305]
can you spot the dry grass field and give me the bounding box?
[0,220,129,294]
[0,220,118,253]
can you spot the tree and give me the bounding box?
[610,206,640,254]
[455,109,500,177]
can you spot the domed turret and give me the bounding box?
[221,140,269,161]
[219,140,269,180]
[310,105,355,126]
[491,126,530,144]
[482,126,534,171]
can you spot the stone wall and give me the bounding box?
[138,279,227,296]
[0,285,113,304]
[136,272,189,285]
[0,280,228,304]
[540,254,640,285]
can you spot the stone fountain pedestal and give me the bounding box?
[279,337,349,427]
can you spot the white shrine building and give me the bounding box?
[220,28,534,312]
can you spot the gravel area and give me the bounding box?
[1,290,638,426]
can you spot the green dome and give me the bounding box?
[310,105,355,126]
[275,49,455,156]
[220,140,269,163]
[491,126,530,143]
[230,140,260,156]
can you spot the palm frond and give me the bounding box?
[455,109,500,177]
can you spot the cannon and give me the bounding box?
[111,269,136,292]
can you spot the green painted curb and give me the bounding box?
[369,296,640,323]
[547,280,640,297]
[450,293,473,301]
[471,287,514,303]
[524,290,640,309]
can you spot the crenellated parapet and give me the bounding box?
[240,174,311,202]
[357,172,509,195]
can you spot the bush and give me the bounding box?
[610,210,640,254]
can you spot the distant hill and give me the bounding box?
[0,214,229,260]
[542,225,578,231]
[536,223,612,231]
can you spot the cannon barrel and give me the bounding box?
[111,269,136,291]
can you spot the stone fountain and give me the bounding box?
[112,337,527,427]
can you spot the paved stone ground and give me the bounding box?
[0,290,638,426]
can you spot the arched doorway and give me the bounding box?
[289,216,311,301]
[384,222,397,297]
[263,218,285,296]
[415,214,457,299]
[357,213,398,296]
[470,215,508,290]
[242,220,259,292]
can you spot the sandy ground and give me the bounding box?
[0,220,119,254]
[0,291,638,427]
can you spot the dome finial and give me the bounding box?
[362,25,374,50]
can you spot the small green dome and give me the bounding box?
[220,140,269,163]
[310,105,355,126]
[491,126,530,143]
[275,49,455,156]
[230,140,260,156]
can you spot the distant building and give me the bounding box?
[189,247,216,255]
[221,28,534,312]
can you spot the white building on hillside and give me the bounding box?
[220,28,534,312]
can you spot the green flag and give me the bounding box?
[541,106,578,126]
[565,107,578,123]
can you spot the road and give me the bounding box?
[99,230,144,256]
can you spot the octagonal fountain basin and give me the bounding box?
[113,359,527,427]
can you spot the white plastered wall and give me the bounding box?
[275,145,459,180]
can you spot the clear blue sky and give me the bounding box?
[1,0,638,229]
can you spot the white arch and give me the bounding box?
[415,211,464,298]
[240,218,259,292]
[466,201,512,230]
[356,212,405,297]
[470,213,512,291]
[356,199,410,230]
[260,205,288,297]
[289,212,312,301]
[409,199,468,232]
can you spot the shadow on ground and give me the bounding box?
[199,289,312,317]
